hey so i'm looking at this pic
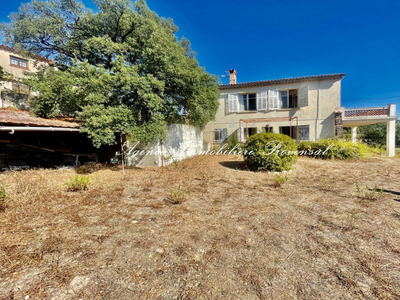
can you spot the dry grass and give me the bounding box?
[1,155,400,299]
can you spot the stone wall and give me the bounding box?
[1,90,29,110]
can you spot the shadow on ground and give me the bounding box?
[219,160,248,170]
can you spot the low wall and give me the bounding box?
[124,124,203,167]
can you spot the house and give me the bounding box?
[0,46,120,169]
[0,44,54,110]
[203,69,397,156]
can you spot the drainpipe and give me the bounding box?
[315,80,320,141]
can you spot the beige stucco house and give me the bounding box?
[203,70,398,156]
[0,45,53,110]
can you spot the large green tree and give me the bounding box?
[1,0,220,147]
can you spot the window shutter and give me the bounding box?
[257,91,268,111]
[222,128,228,141]
[228,93,239,113]
[268,90,279,110]
[299,85,309,107]
[298,125,310,141]
[239,95,245,111]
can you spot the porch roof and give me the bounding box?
[0,109,80,128]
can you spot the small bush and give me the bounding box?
[298,139,383,160]
[165,185,187,204]
[273,174,289,187]
[243,133,298,172]
[0,185,6,212]
[66,175,90,192]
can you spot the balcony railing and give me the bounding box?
[344,107,390,118]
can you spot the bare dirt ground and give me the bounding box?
[1,155,400,299]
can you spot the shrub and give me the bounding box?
[228,132,239,150]
[0,185,6,212]
[66,175,90,192]
[298,139,383,160]
[243,132,298,172]
[165,185,187,204]
[273,174,289,187]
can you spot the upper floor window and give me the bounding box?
[279,89,298,108]
[228,85,308,113]
[239,93,257,111]
[10,55,28,69]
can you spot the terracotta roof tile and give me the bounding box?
[0,109,80,128]
[219,73,346,90]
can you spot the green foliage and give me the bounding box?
[273,174,289,187]
[344,121,400,148]
[0,186,6,212]
[243,132,298,172]
[66,175,90,192]
[227,132,239,150]
[3,0,220,147]
[355,183,384,201]
[166,185,187,204]
[0,66,13,82]
[298,139,383,160]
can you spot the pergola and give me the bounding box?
[239,116,299,146]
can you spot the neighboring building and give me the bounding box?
[203,70,398,156]
[0,44,53,110]
[0,46,120,169]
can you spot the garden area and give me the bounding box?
[1,145,400,299]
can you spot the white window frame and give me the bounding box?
[239,93,257,111]
[214,128,227,143]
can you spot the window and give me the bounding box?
[279,89,298,108]
[214,128,227,142]
[247,127,257,137]
[10,56,28,69]
[239,93,257,111]
[279,125,309,140]
[279,126,297,139]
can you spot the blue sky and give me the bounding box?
[1,0,400,114]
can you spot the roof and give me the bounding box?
[219,73,346,90]
[0,45,54,64]
[0,109,80,128]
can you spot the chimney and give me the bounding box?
[229,69,237,84]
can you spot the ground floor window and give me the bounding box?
[279,125,310,140]
[214,128,227,142]
[298,125,310,140]
[247,127,257,137]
